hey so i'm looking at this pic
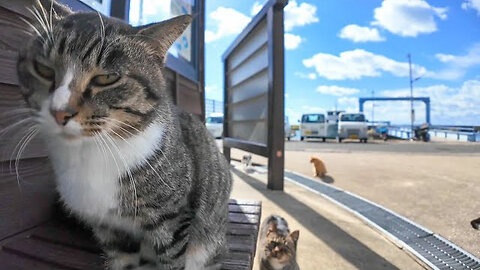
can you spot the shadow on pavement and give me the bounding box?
[232,168,400,270]
[320,175,335,184]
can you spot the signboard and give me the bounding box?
[223,0,287,190]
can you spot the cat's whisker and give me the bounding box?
[0,122,35,174]
[0,117,35,139]
[34,1,54,44]
[28,6,51,45]
[9,125,38,190]
[15,128,38,183]
[93,130,122,204]
[102,128,138,218]
[18,16,46,44]
[105,123,172,190]
[104,118,172,185]
[49,0,55,42]
[106,118,142,134]
[96,130,122,181]
[0,108,36,117]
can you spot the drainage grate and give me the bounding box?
[284,171,480,270]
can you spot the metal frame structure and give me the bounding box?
[108,0,206,119]
[223,0,287,190]
[359,97,431,124]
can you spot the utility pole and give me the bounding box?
[139,0,144,24]
[408,53,414,140]
[371,89,375,124]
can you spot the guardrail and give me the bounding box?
[386,125,480,142]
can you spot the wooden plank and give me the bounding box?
[228,199,262,207]
[0,49,19,85]
[0,6,30,52]
[228,223,258,236]
[0,251,69,270]
[29,223,100,254]
[227,235,256,253]
[228,204,261,215]
[0,83,49,161]
[0,158,55,241]
[2,237,104,270]
[229,213,260,225]
[222,251,252,266]
[177,75,202,115]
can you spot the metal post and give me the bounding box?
[371,90,375,123]
[266,3,285,191]
[223,59,231,162]
[408,53,414,139]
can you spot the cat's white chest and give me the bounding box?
[45,122,164,225]
[53,144,120,220]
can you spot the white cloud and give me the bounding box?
[294,72,317,80]
[380,80,480,124]
[435,44,480,68]
[372,0,447,37]
[251,1,264,16]
[339,24,385,43]
[316,85,360,96]
[205,85,218,93]
[462,0,480,15]
[284,0,319,31]
[301,105,326,113]
[205,7,251,43]
[338,97,359,105]
[433,43,480,80]
[284,33,303,50]
[303,49,428,80]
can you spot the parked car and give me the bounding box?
[300,113,327,141]
[285,116,292,140]
[206,113,223,138]
[337,112,368,143]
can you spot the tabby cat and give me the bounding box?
[259,215,300,270]
[16,1,232,269]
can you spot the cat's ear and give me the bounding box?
[138,15,192,61]
[33,0,72,21]
[288,230,300,243]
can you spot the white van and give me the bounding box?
[337,112,368,143]
[300,113,326,141]
[205,113,223,138]
[285,116,292,141]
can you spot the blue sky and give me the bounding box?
[204,0,480,125]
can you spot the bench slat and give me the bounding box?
[0,199,262,270]
[28,223,100,253]
[229,212,260,224]
[0,252,69,270]
[228,204,261,214]
[228,199,261,206]
[2,237,104,270]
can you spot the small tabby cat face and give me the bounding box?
[17,0,191,141]
[264,229,300,266]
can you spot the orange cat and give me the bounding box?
[310,156,327,177]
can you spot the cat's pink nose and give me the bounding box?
[50,109,77,126]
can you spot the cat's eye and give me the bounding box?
[91,74,121,87]
[34,61,55,80]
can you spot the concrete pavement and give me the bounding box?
[228,139,480,264]
[230,162,427,270]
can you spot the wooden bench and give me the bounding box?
[0,199,261,270]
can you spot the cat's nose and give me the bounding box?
[50,109,78,126]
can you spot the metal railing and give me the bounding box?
[387,125,480,142]
[205,99,224,117]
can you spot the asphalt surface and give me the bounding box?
[286,138,480,155]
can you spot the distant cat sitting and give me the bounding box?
[310,156,327,177]
[259,215,300,270]
[16,1,232,269]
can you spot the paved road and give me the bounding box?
[285,138,480,155]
